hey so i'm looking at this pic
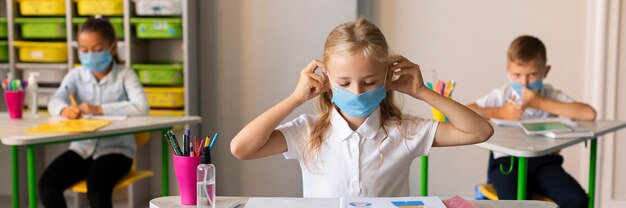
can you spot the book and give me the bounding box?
[341,196,446,208]
[244,196,445,208]
[26,119,112,133]
[540,126,594,139]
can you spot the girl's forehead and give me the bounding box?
[326,53,385,75]
[78,32,109,46]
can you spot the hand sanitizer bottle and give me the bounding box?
[25,73,39,117]
[197,145,215,208]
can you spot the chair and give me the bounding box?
[69,132,154,207]
[475,183,554,202]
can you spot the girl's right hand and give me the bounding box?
[289,60,329,103]
[61,106,82,120]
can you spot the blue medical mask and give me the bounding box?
[79,51,113,73]
[327,72,387,118]
[511,79,544,97]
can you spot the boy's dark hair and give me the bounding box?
[78,16,122,63]
[507,35,547,67]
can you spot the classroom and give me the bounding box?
[0,0,625,208]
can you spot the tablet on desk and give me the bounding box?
[520,121,572,135]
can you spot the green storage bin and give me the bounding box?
[133,63,183,85]
[0,41,8,62]
[15,18,66,39]
[73,17,124,39]
[0,18,7,38]
[130,18,182,39]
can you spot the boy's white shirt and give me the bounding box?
[277,107,438,198]
[475,83,574,159]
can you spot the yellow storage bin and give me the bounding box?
[13,41,68,63]
[17,0,66,16]
[149,109,185,116]
[144,87,184,108]
[76,0,124,16]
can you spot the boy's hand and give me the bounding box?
[78,102,103,115]
[499,99,524,120]
[520,87,544,108]
[386,55,427,99]
[61,106,82,120]
[290,60,329,104]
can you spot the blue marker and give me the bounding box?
[209,133,219,151]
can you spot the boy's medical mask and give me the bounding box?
[511,79,544,97]
[327,71,387,118]
[79,50,113,73]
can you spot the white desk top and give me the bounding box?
[149,196,558,208]
[474,120,626,157]
[0,113,201,146]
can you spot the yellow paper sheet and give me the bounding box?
[26,120,113,133]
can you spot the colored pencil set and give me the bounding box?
[427,80,456,98]
[164,129,219,157]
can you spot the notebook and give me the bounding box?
[26,119,112,133]
[244,196,445,208]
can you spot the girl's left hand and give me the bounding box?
[78,102,103,115]
[386,55,427,99]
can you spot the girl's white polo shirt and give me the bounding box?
[277,107,438,198]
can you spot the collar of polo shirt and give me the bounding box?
[329,106,382,141]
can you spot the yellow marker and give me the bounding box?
[204,137,210,147]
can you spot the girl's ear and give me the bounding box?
[110,42,118,54]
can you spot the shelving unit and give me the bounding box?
[0,0,198,205]
[1,0,198,118]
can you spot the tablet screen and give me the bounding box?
[521,121,572,133]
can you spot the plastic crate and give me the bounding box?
[130,18,182,39]
[72,17,124,39]
[0,18,7,38]
[135,0,182,16]
[76,0,124,16]
[144,87,184,108]
[0,41,8,62]
[17,0,65,16]
[21,68,66,84]
[133,63,183,85]
[15,18,66,39]
[13,41,68,63]
[37,87,57,107]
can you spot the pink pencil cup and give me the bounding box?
[173,155,201,205]
[4,91,25,119]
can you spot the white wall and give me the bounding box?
[367,0,589,197]
[198,0,591,198]
[198,0,358,197]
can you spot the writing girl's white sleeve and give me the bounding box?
[276,114,311,160]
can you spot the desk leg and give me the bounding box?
[588,139,597,208]
[517,157,528,200]
[12,146,19,208]
[27,145,36,208]
[420,156,428,196]
[162,129,170,196]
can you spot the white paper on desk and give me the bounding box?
[245,197,339,208]
[340,196,446,208]
[82,115,128,121]
[216,198,241,208]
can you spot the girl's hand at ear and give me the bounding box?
[289,60,330,104]
[386,56,428,99]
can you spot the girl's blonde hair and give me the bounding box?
[303,16,411,168]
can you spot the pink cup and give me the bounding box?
[4,91,25,119]
[173,155,201,205]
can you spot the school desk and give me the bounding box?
[474,120,626,208]
[0,113,201,208]
[148,196,558,208]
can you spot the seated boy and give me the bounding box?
[468,35,596,208]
